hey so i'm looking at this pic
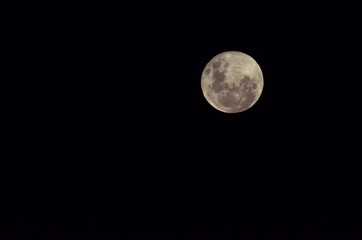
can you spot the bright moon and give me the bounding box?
[201,51,264,113]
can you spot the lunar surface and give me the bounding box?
[201,51,263,113]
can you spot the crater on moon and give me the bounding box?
[201,51,264,113]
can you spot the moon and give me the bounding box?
[201,51,264,113]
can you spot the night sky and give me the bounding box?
[7,1,362,239]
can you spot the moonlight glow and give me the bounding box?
[201,51,264,113]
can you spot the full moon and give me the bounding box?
[201,51,264,113]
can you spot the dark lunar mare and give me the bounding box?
[219,92,238,108]
[212,61,221,70]
[238,76,256,111]
[240,76,254,91]
[211,60,226,93]
[205,68,211,75]
[217,75,257,112]
[239,91,256,111]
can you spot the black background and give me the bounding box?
[5,0,362,239]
